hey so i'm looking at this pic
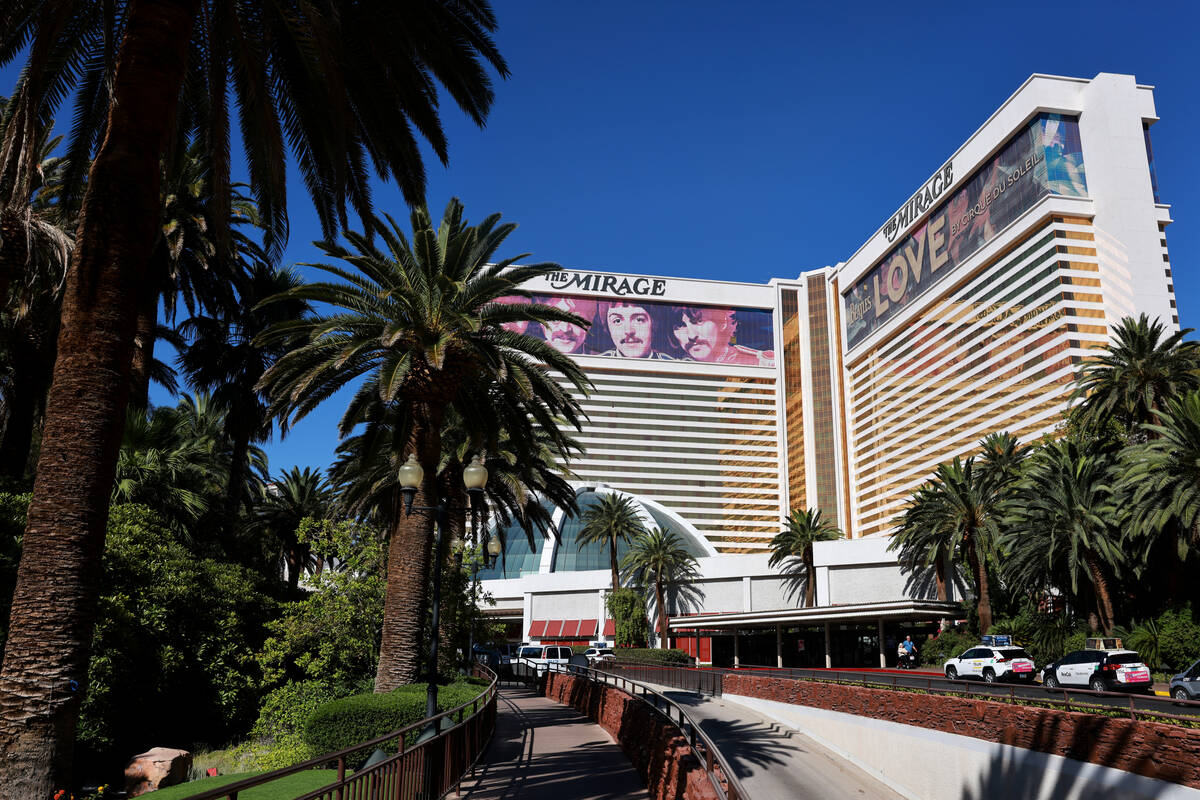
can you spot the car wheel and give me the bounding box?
[945,666,958,680]
[1174,688,1190,702]
[1089,677,1106,693]
[1044,675,1059,688]
[982,668,997,684]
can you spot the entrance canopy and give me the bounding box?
[669,599,961,631]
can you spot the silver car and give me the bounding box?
[1169,657,1200,701]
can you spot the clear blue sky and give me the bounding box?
[5,1,1198,476]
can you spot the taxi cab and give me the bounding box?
[943,636,1036,684]
[1040,638,1152,693]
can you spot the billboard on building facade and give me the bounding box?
[844,114,1088,349]
[496,293,775,367]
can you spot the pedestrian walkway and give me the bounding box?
[649,685,903,800]
[459,685,649,800]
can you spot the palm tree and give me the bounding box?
[1004,441,1124,633]
[178,264,309,535]
[0,5,509,791]
[578,493,645,593]
[257,200,588,691]
[769,508,841,607]
[621,527,700,649]
[1116,390,1200,601]
[0,101,72,481]
[251,466,333,593]
[918,458,1003,633]
[890,483,957,601]
[1071,314,1200,435]
[112,401,224,536]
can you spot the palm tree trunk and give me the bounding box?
[129,270,162,409]
[0,2,200,795]
[375,402,444,692]
[655,578,668,649]
[224,431,250,533]
[1084,550,1116,635]
[0,336,45,481]
[803,546,816,608]
[610,538,620,592]
[966,542,993,634]
[934,557,947,602]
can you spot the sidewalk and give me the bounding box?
[649,685,903,800]
[459,686,649,800]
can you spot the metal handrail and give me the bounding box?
[546,662,750,800]
[181,664,499,800]
[621,662,1200,727]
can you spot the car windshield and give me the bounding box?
[518,647,542,659]
[999,648,1032,659]
[1106,652,1143,665]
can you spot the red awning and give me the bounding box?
[603,619,615,636]
[529,620,547,638]
[580,619,598,639]
[561,619,580,638]
[545,619,564,637]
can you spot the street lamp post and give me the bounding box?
[398,452,488,734]
[466,531,502,669]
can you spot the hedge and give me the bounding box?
[302,679,487,768]
[613,648,691,665]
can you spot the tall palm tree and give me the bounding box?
[0,101,72,481]
[1071,314,1200,435]
[251,466,333,593]
[578,493,645,593]
[890,483,956,601]
[178,264,309,534]
[1004,441,1124,633]
[769,508,841,607]
[1116,390,1200,602]
[0,5,509,792]
[919,458,1003,633]
[621,527,700,649]
[257,200,588,691]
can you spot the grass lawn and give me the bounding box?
[147,769,342,799]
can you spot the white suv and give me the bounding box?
[944,645,1036,683]
[583,647,614,665]
[516,645,572,676]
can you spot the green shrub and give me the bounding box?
[613,648,690,665]
[1125,605,1200,672]
[302,680,486,768]
[919,628,976,668]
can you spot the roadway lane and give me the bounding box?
[650,686,904,800]
[735,667,1200,720]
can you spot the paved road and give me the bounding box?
[768,667,1200,719]
[459,686,648,800]
[645,684,904,800]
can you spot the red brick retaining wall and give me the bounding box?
[543,673,718,800]
[723,672,1200,788]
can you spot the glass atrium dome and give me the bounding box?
[477,485,714,581]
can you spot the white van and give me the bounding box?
[516,645,572,676]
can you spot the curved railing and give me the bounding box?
[183,664,498,800]
[540,662,750,800]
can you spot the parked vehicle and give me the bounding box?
[1041,647,1152,693]
[584,647,614,665]
[1169,657,1200,701]
[516,644,573,676]
[944,645,1036,683]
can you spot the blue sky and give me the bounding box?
[5,1,1198,475]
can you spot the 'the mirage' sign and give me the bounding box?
[547,271,668,297]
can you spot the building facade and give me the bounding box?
[479,73,1176,665]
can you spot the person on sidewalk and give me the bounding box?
[897,640,908,668]
[902,635,917,668]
